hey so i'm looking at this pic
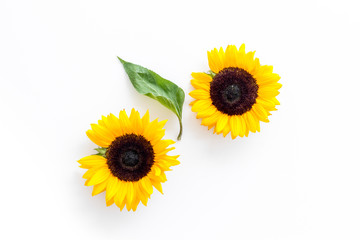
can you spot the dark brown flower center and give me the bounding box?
[106,134,154,182]
[121,150,140,169]
[210,67,258,115]
[222,84,241,103]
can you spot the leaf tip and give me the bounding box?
[117,56,126,64]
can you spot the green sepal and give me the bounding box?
[94,147,107,158]
[205,70,216,78]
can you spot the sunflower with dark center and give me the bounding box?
[78,109,180,211]
[189,44,282,139]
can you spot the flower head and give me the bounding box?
[78,109,179,211]
[189,44,281,139]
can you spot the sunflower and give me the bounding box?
[189,44,281,139]
[78,109,180,211]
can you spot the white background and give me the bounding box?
[1,0,359,239]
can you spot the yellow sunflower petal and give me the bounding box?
[106,196,115,207]
[158,171,167,182]
[143,120,164,144]
[92,178,109,196]
[105,177,121,201]
[119,110,132,135]
[258,88,280,98]
[250,111,261,132]
[254,65,275,76]
[235,44,246,68]
[119,198,126,211]
[98,116,118,138]
[255,73,281,86]
[78,155,107,169]
[224,45,237,68]
[244,112,257,133]
[86,130,109,148]
[270,97,280,106]
[218,47,225,69]
[244,127,250,137]
[151,179,163,194]
[158,155,180,166]
[129,108,142,135]
[229,115,241,139]
[191,79,210,91]
[126,182,135,205]
[154,160,171,171]
[126,201,132,211]
[207,47,225,73]
[140,177,154,195]
[261,83,282,92]
[157,119,167,129]
[256,98,277,111]
[157,147,176,157]
[142,110,150,129]
[189,89,210,100]
[201,111,222,127]
[215,114,229,133]
[191,99,212,113]
[153,139,175,154]
[114,181,127,208]
[207,51,217,73]
[82,167,101,179]
[131,197,141,211]
[86,167,110,186]
[97,116,109,128]
[90,124,115,143]
[238,115,246,137]
[136,182,149,206]
[152,165,161,176]
[252,104,269,122]
[250,58,261,75]
[148,128,166,145]
[222,123,231,137]
[107,113,123,136]
[196,105,217,119]
[191,72,213,83]
[243,51,256,73]
[239,44,245,54]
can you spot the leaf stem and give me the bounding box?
[177,117,183,141]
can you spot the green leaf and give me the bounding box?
[118,57,185,140]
